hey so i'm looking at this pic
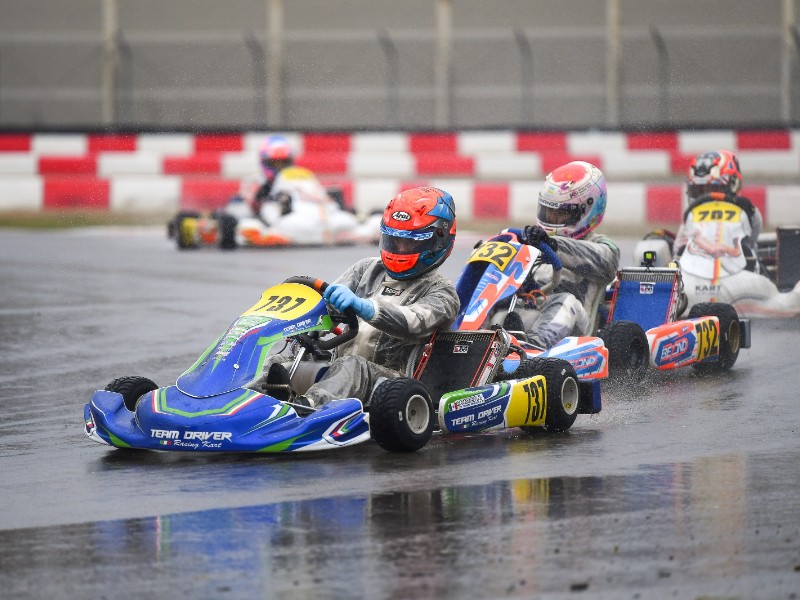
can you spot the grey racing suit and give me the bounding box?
[505,232,619,349]
[303,257,460,407]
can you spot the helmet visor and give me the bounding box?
[380,223,440,256]
[537,203,582,226]
[687,183,727,199]
[264,157,292,170]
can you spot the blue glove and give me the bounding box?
[323,284,375,321]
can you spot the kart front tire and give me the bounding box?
[174,212,200,250]
[510,358,580,434]
[104,376,158,412]
[369,378,433,453]
[599,320,650,380]
[688,302,741,372]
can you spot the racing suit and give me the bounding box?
[303,257,460,407]
[494,231,619,349]
[674,194,763,273]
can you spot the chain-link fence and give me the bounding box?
[1,0,799,131]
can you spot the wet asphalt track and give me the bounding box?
[1,227,799,600]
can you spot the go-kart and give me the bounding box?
[84,276,590,454]
[634,195,800,319]
[168,166,381,250]
[602,250,750,376]
[456,230,749,383]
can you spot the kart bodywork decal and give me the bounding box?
[456,245,535,330]
[535,336,609,380]
[439,384,510,432]
[151,387,264,418]
[245,403,294,433]
[438,374,549,433]
[467,241,519,270]
[647,316,719,369]
[243,283,323,321]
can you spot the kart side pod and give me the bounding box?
[412,330,600,435]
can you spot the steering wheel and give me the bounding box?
[282,276,359,351]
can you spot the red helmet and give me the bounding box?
[687,150,742,203]
[380,187,456,280]
[258,135,294,180]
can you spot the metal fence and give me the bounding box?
[0,0,799,131]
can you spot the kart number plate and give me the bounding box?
[243,283,321,321]
[468,241,518,271]
[694,317,719,361]
[506,375,547,427]
[690,201,743,223]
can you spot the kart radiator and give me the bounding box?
[413,330,509,404]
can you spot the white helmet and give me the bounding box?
[537,161,607,239]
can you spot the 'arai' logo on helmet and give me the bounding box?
[391,211,411,221]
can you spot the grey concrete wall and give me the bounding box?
[0,0,798,130]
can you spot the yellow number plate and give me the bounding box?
[242,283,321,321]
[467,241,519,270]
[691,201,743,223]
[694,317,719,362]
[505,375,547,427]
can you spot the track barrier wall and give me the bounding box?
[1,130,800,228]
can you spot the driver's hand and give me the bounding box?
[521,225,559,252]
[324,284,376,321]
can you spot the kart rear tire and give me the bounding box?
[511,358,580,434]
[599,320,650,380]
[369,378,433,453]
[218,214,238,250]
[688,302,741,372]
[104,376,158,412]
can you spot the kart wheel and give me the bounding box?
[218,214,238,250]
[104,376,158,412]
[174,212,201,249]
[599,320,650,380]
[688,302,741,372]
[369,378,433,453]
[511,358,580,434]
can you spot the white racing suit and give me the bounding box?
[506,233,620,349]
[304,257,460,407]
[675,197,800,318]
[674,195,763,272]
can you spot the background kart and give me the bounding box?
[601,252,751,379]
[451,230,612,383]
[452,230,749,383]
[168,166,381,250]
[633,196,800,318]
[84,276,591,455]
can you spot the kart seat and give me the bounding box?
[411,329,510,405]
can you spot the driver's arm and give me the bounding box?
[369,280,459,343]
[555,235,619,284]
[333,260,459,343]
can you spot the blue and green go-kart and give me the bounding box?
[84,276,430,454]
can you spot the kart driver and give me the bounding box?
[287,186,459,412]
[672,150,763,272]
[494,161,620,349]
[229,134,296,219]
